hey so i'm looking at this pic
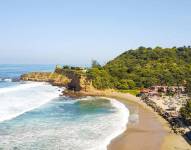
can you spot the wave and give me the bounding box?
[0,82,46,94]
[0,94,129,149]
[0,77,21,83]
[72,96,129,150]
[3,78,12,82]
[0,82,61,122]
[98,98,129,150]
[0,78,13,82]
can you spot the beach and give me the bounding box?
[78,89,191,150]
[108,103,165,150]
[16,67,191,150]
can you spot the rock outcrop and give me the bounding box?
[56,69,92,91]
[21,69,93,91]
[20,72,70,86]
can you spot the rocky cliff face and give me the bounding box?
[20,72,71,86]
[21,70,93,91]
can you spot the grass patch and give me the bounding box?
[117,89,140,96]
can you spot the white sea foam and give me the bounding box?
[3,78,12,82]
[94,97,129,150]
[0,82,61,122]
[0,93,129,150]
[0,78,13,82]
[72,96,129,150]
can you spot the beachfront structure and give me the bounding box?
[140,86,186,97]
[140,89,160,97]
[150,86,186,93]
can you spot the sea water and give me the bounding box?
[0,65,129,150]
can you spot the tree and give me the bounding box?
[63,65,70,69]
[117,79,129,90]
[126,80,136,89]
[180,100,191,122]
[87,68,112,89]
[91,60,101,68]
[116,79,136,90]
[104,46,191,88]
[185,79,191,97]
[55,65,63,73]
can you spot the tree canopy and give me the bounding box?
[87,46,191,90]
[180,100,191,122]
[104,46,191,88]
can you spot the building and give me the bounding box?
[150,86,186,94]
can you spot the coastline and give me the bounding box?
[74,89,191,150]
[20,72,190,150]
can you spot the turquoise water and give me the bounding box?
[0,65,129,150]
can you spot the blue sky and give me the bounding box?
[0,0,190,66]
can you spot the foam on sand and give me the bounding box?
[95,97,129,150]
[72,96,129,150]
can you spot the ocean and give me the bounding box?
[0,65,129,150]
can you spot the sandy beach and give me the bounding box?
[78,90,191,150]
[108,99,166,150]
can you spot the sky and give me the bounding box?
[0,0,191,66]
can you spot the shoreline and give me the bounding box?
[20,76,190,149]
[100,97,130,150]
[71,89,191,150]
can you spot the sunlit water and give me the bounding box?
[0,65,129,150]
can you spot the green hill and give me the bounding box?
[104,46,191,88]
[88,46,191,90]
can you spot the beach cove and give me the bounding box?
[1,0,191,149]
[77,89,191,150]
[0,65,130,150]
[20,67,191,150]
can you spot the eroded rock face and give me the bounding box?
[20,72,71,86]
[21,71,93,91]
[61,70,92,91]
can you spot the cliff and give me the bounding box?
[54,67,92,91]
[21,68,93,92]
[20,72,70,86]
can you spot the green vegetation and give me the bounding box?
[117,89,140,96]
[105,46,191,88]
[87,46,191,90]
[87,67,113,89]
[180,100,191,122]
[56,47,191,122]
[185,79,191,96]
[55,65,86,77]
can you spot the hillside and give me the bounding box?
[102,46,191,89]
[21,46,191,90]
